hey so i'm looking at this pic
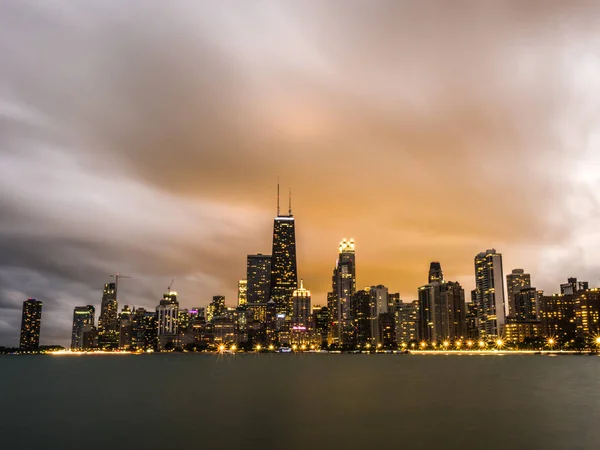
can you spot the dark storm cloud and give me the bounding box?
[1,1,600,345]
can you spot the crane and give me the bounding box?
[110,273,131,302]
[167,278,175,292]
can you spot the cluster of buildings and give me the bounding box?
[14,190,600,353]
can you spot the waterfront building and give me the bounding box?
[247,254,272,304]
[131,308,158,351]
[395,301,419,344]
[269,187,298,314]
[98,283,119,349]
[20,298,43,351]
[539,294,576,341]
[513,288,540,321]
[118,305,134,350]
[157,291,179,350]
[504,321,542,344]
[387,293,401,315]
[465,301,478,340]
[329,239,356,344]
[418,264,466,342]
[378,312,396,348]
[473,249,506,338]
[506,269,531,318]
[370,285,388,343]
[312,305,331,345]
[238,280,248,306]
[71,305,95,351]
[350,289,375,346]
[574,289,600,339]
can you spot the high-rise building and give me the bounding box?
[312,305,331,345]
[418,263,466,342]
[206,295,226,323]
[157,291,179,350]
[395,301,419,344]
[291,280,311,329]
[539,294,576,341]
[513,288,540,322]
[370,285,389,344]
[387,293,401,315]
[473,249,506,338]
[20,298,42,351]
[465,301,479,340]
[329,239,356,343]
[574,289,600,339]
[378,313,396,348]
[98,283,119,349]
[71,305,95,351]
[428,262,443,284]
[506,269,531,318]
[350,289,375,346]
[118,305,134,350]
[247,254,271,304]
[269,187,298,314]
[560,277,589,295]
[131,308,158,351]
[238,279,248,306]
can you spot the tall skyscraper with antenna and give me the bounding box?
[270,183,298,316]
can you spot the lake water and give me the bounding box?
[1,353,599,450]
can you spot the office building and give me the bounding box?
[292,280,311,329]
[395,301,419,344]
[473,249,506,338]
[350,289,375,346]
[539,294,576,341]
[269,187,298,314]
[247,254,272,304]
[428,262,443,283]
[513,288,540,322]
[157,291,179,349]
[329,239,356,344]
[206,295,226,323]
[506,269,531,318]
[20,298,43,351]
[98,283,119,349]
[118,305,134,350]
[312,305,331,345]
[131,308,158,351]
[574,289,600,339]
[71,305,95,351]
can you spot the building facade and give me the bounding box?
[20,298,43,351]
[71,305,95,350]
[98,283,119,349]
[473,249,506,338]
[506,269,531,318]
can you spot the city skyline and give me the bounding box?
[2,2,600,347]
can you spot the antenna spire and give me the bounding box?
[288,187,292,215]
[277,178,280,216]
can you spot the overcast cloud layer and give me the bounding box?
[1,1,600,346]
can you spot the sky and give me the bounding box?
[1,1,600,347]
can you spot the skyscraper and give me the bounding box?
[473,249,506,338]
[98,282,119,349]
[269,187,298,314]
[350,289,374,346]
[247,254,271,304]
[238,279,248,306]
[20,298,42,351]
[118,305,134,350]
[71,305,95,350]
[291,280,311,329]
[506,269,531,318]
[329,239,356,343]
[395,300,419,344]
[428,262,443,283]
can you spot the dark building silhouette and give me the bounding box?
[269,188,298,314]
[247,254,272,304]
[71,305,95,350]
[98,283,119,349]
[350,289,373,346]
[428,262,443,283]
[20,298,42,351]
[312,305,331,345]
[329,239,356,344]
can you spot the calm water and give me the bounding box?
[1,353,599,450]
